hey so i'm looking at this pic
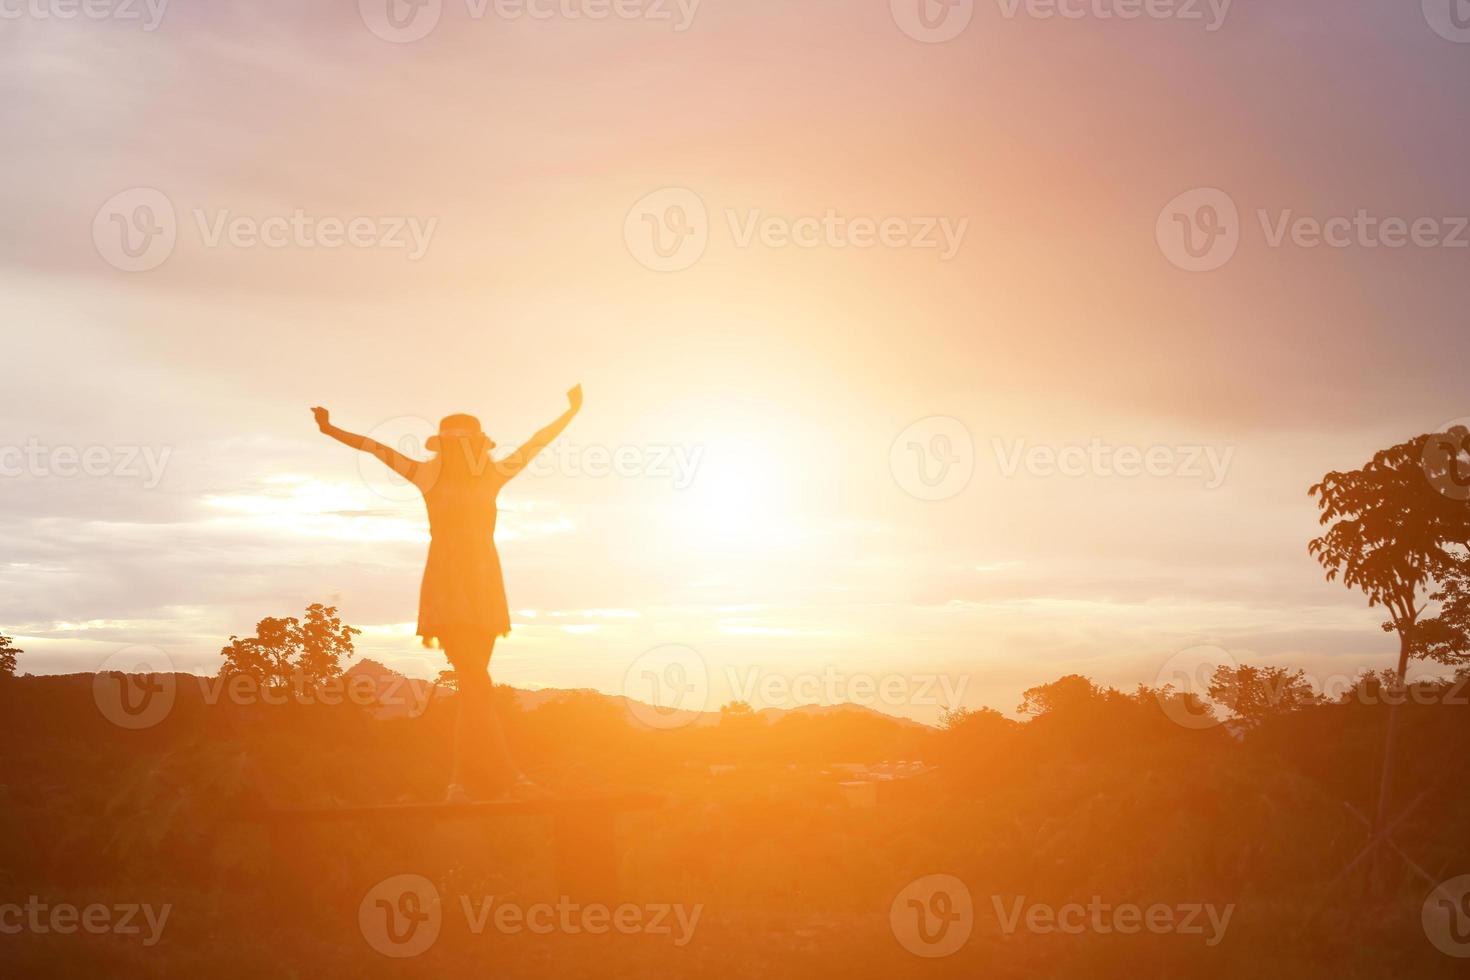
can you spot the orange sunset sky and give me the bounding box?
[4,0,1470,722]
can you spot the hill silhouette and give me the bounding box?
[4,662,1468,977]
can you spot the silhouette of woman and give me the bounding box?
[312,386,582,800]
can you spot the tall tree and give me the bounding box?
[0,634,20,678]
[1309,428,1470,682]
[1309,426,1470,884]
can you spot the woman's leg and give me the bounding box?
[445,647,477,797]
[448,637,523,796]
[480,638,524,783]
[446,640,489,796]
[447,677,472,795]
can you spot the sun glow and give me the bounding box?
[669,435,801,550]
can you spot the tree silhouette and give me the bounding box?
[719,700,756,720]
[1309,426,1470,887]
[1207,664,1320,727]
[939,705,1006,732]
[218,604,360,695]
[1309,428,1470,683]
[0,634,20,678]
[1018,674,1103,718]
[1412,555,1470,666]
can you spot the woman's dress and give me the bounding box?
[409,457,512,652]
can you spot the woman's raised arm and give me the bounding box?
[312,406,418,481]
[496,385,583,480]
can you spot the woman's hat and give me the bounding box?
[426,413,495,453]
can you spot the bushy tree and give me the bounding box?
[1412,551,1470,666]
[218,604,360,693]
[1207,664,1321,727]
[939,705,1008,733]
[1018,674,1104,718]
[0,634,20,678]
[719,700,757,723]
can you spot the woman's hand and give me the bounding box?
[566,384,583,413]
[311,406,331,433]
